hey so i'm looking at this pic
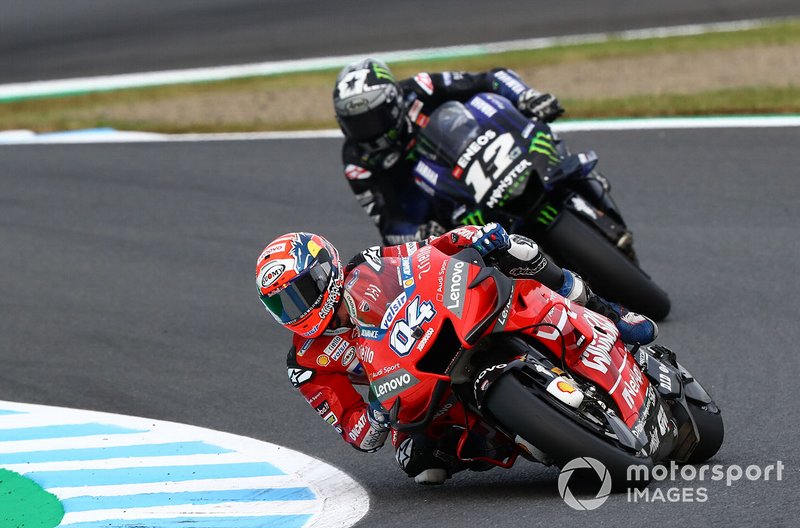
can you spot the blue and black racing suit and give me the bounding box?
[341,69,556,244]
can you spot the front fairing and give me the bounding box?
[414,94,577,223]
[343,248,501,419]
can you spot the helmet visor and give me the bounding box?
[339,102,402,142]
[261,250,334,325]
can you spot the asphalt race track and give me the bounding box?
[2,0,800,83]
[1,127,798,525]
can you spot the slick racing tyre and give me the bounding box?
[485,372,652,490]
[539,209,671,321]
[685,402,724,463]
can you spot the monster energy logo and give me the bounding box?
[529,132,560,165]
[373,64,395,81]
[460,209,486,226]
[537,204,559,225]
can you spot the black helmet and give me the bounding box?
[333,58,408,152]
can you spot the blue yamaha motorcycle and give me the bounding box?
[412,93,670,320]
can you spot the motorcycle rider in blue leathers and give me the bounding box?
[333,58,564,245]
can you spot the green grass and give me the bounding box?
[5,85,798,134]
[0,469,64,528]
[1,19,799,133]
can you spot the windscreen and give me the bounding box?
[417,101,481,168]
[344,257,405,329]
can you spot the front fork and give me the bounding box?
[571,170,627,229]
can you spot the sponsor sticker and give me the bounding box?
[557,380,576,394]
[414,72,434,95]
[342,346,356,366]
[258,243,286,261]
[259,261,286,289]
[580,310,620,374]
[485,158,532,208]
[408,99,424,122]
[469,96,497,117]
[444,259,467,318]
[344,164,371,181]
[457,129,497,169]
[371,368,420,402]
[380,292,408,330]
[297,339,314,357]
[331,341,349,361]
[360,327,385,341]
[415,160,439,187]
[324,337,344,356]
[416,327,435,351]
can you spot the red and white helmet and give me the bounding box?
[256,232,343,338]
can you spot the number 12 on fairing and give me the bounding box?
[464,133,517,202]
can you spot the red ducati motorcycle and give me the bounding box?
[343,244,723,486]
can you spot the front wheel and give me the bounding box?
[685,402,724,463]
[536,209,671,321]
[484,372,652,489]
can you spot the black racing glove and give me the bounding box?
[415,220,446,240]
[517,89,564,123]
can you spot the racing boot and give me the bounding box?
[557,269,657,345]
[585,293,658,345]
[414,468,449,485]
[395,435,453,485]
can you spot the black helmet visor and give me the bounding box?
[339,102,402,142]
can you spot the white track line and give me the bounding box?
[554,116,800,131]
[0,17,791,102]
[2,116,800,146]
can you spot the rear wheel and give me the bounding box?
[537,209,671,321]
[484,372,652,490]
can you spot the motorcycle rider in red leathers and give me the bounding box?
[256,224,657,484]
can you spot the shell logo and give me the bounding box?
[557,380,576,394]
[317,355,331,367]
